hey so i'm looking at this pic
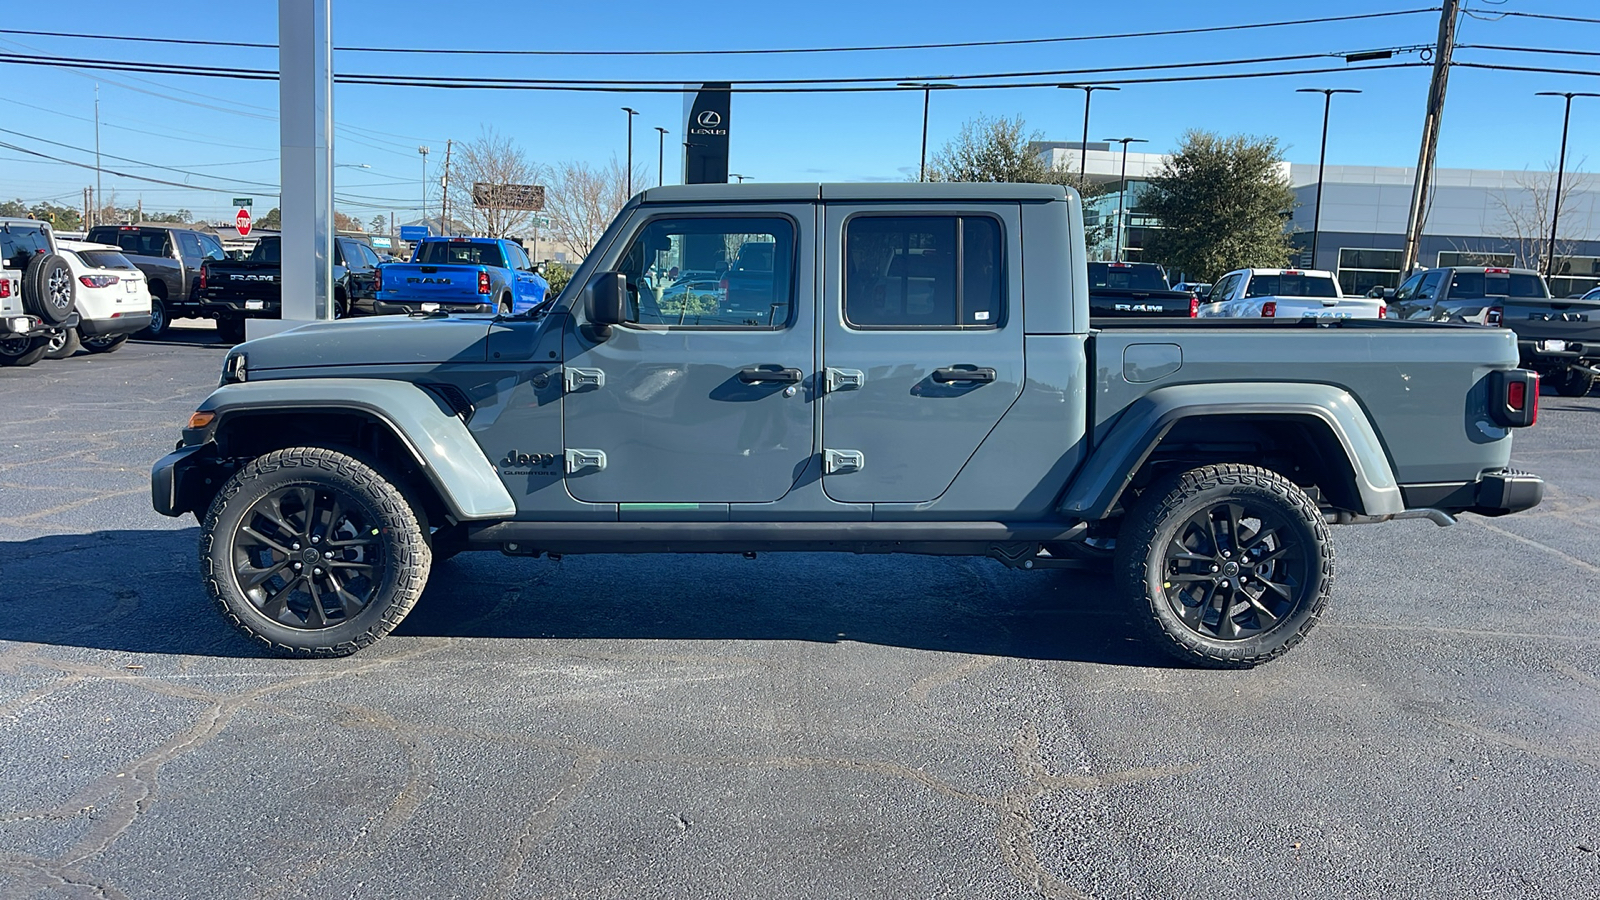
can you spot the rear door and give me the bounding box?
[819,203,1024,504]
[561,205,815,503]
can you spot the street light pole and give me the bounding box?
[1104,137,1147,262]
[1297,88,1362,269]
[654,126,668,186]
[1059,84,1119,182]
[729,173,749,184]
[418,145,429,231]
[898,82,950,182]
[1535,91,1600,277]
[622,107,639,197]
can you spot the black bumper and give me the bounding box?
[201,299,279,318]
[1,311,81,338]
[79,313,152,337]
[372,299,494,316]
[1399,468,1545,518]
[151,442,227,518]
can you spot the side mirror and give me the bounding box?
[587,271,627,339]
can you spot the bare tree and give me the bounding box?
[444,128,547,238]
[544,156,646,260]
[1490,162,1594,272]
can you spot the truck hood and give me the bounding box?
[240,314,495,370]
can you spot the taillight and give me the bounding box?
[374,267,383,293]
[199,266,208,291]
[1261,301,1277,317]
[1489,369,1539,427]
[1189,295,1199,317]
[1378,304,1387,319]
[79,275,119,288]
[0,279,10,298]
[719,274,729,292]
[477,269,490,294]
[1485,267,1509,274]
[1486,306,1504,326]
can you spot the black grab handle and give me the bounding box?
[931,366,997,384]
[738,366,804,384]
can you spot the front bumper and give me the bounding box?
[151,442,227,518]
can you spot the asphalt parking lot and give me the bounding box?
[2,323,1598,900]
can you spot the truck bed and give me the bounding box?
[1090,318,1520,486]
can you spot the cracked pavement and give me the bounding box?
[2,324,1598,899]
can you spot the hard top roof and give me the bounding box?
[637,182,1070,204]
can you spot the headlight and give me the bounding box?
[220,351,247,385]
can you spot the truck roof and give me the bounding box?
[637,182,1071,204]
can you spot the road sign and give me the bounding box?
[236,208,252,237]
[531,215,552,229]
[399,225,431,242]
[232,197,253,209]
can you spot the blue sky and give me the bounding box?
[0,0,1595,223]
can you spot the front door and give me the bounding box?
[820,204,1024,504]
[561,207,815,503]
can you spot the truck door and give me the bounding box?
[561,207,815,503]
[819,204,1024,504]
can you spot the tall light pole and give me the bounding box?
[1297,88,1361,269]
[1535,91,1600,278]
[418,145,429,231]
[1059,84,1119,183]
[1104,137,1147,262]
[621,107,639,196]
[94,84,102,227]
[654,126,668,186]
[898,82,951,182]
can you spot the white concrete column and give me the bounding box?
[253,0,333,339]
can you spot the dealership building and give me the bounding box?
[1033,142,1600,297]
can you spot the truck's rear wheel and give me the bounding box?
[216,316,246,344]
[144,286,168,338]
[1114,464,1332,668]
[1552,368,1596,398]
[199,447,431,657]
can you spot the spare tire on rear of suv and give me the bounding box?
[23,253,76,326]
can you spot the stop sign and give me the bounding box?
[236,208,252,237]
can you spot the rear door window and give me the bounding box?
[177,231,204,259]
[844,215,1003,328]
[199,234,227,261]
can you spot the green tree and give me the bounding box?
[257,207,282,229]
[1139,131,1297,281]
[925,115,1109,240]
[369,214,388,235]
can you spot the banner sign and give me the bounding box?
[683,83,731,185]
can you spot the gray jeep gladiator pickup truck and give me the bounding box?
[152,183,1544,667]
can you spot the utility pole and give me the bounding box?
[1400,0,1460,275]
[82,187,91,230]
[418,145,430,233]
[94,84,102,229]
[440,138,453,236]
[137,196,143,224]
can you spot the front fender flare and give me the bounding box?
[1059,382,1402,519]
[192,378,515,521]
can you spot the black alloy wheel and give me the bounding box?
[201,447,430,656]
[1115,464,1332,668]
[0,334,48,367]
[81,333,128,353]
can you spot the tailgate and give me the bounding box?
[381,264,485,301]
[205,264,280,303]
[1090,289,1194,317]
[1504,298,1600,350]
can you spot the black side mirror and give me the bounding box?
[587,271,627,339]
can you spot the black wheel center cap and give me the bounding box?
[301,548,321,564]
[1221,561,1240,577]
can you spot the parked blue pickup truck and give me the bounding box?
[370,236,548,316]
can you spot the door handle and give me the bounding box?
[738,366,803,384]
[932,366,997,384]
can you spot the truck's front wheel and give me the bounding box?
[1114,464,1332,668]
[199,447,431,657]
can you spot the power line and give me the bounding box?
[1452,61,1600,78]
[0,126,277,189]
[0,9,1440,57]
[1459,44,1600,59]
[1492,11,1600,26]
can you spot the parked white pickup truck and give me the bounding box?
[1198,268,1386,319]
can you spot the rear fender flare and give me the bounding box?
[1059,382,1402,519]
[194,378,515,521]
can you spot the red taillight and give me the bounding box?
[198,266,208,291]
[1284,270,1301,276]
[477,269,490,294]
[1378,304,1387,319]
[1486,305,1504,326]
[79,275,119,288]
[1189,295,1199,317]
[1507,380,1526,411]
[374,267,383,293]
[1261,301,1277,317]
[719,274,729,291]
[1485,267,1509,274]
[1490,370,1540,427]
[0,279,9,298]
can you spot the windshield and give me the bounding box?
[246,238,281,263]
[1087,263,1170,291]
[1245,274,1339,298]
[1449,272,1548,300]
[417,241,505,268]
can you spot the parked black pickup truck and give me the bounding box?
[1087,262,1197,318]
[1388,266,1600,396]
[198,235,381,343]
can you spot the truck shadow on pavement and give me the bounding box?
[0,529,1177,667]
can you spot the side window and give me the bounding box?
[509,243,532,270]
[844,215,1003,328]
[615,216,795,328]
[1393,273,1423,301]
[1417,271,1444,299]
[177,231,203,259]
[1212,273,1240,300]
[199,234,227,261]
[360,244,382,268]
[333,241,347,267]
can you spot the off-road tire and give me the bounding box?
[22,253,75,325]
[1114,463,1333,668]
[1552,368,1596,398]
[216,316,247,344]
[81,333,129,353]
[0,334,48,367]
[199,447,431,657]
[44,327,81,360]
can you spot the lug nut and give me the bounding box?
[313,568,322,576]
[312,535,320,543]
[324,550,334,559]
[292,542,301,551]
[1211,564,1219,572]
[293,562,302,570]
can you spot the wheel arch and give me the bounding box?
[160,378,515,524]
[1059,383,1402,520]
